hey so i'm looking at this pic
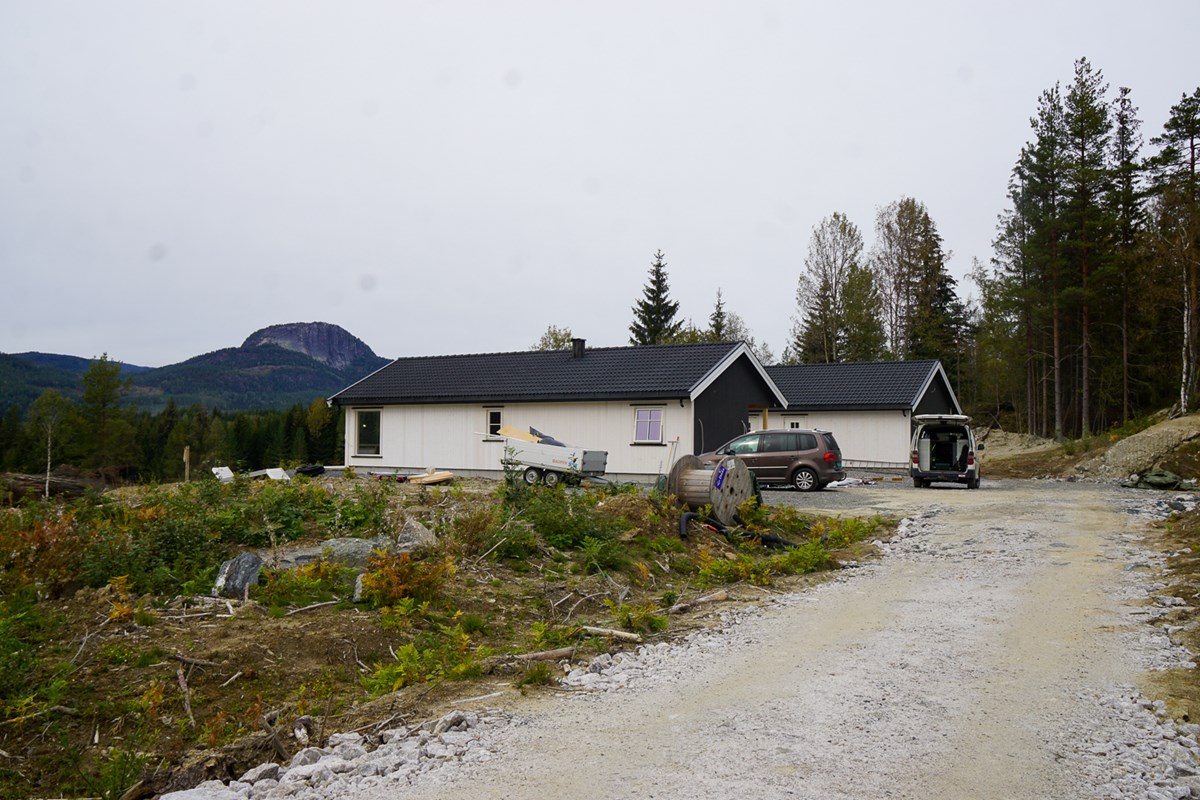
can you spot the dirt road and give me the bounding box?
[350,480,1198,800]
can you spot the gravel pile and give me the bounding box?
[164,491,1200,800]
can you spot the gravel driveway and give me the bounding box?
[204,479,1200,800]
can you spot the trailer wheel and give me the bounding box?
[522,467,542,485]
[542,471,561,487]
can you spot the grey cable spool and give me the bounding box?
[666,454,754,527]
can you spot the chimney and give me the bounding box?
[571,338,586,358]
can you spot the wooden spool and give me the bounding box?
[666,454,754,527]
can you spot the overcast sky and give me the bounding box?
[2,1,1198,368]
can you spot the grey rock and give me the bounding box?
[289,747,326,768]
[396,518,437,552]
[213,553,263,599]
[245,778,279,797]
[281,762,336,785]
[159,781,244,800]
[333,743,367,761]
[433,709,471,735]
[326,731,364,747]
[240,762,281,783]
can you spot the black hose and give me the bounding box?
[678,510,798,549]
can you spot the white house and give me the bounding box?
[328,339,786,482]
[765,360,962,468]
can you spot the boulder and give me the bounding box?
[213,553,263,599]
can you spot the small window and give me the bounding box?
[797,433,818,451]
[486,409,503,438]
[634,408,663,443]
[356,409,381,456]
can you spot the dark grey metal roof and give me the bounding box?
[330,341,754,406]
[766,360,945,410]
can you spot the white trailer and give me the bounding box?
[500,438,608,486]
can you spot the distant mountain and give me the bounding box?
[242,321,382,372]
[2,322,391,414]
[0,353,80,412]
[14,352,152,376]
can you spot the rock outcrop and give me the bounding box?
[242,322,381,372]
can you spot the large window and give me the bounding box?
[356,409,381,456]
[633,407,664,444]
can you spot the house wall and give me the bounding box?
[771,409,912,467]
[343,399,695,480]
[692,354,778,455]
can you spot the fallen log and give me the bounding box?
[511,646,576,662]
[668,589,729,615]
[580,626,642,643]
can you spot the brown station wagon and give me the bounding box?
[700,428,845,491]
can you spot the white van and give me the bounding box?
[910,414,982,489]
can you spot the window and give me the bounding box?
[356,409,381,456]
[797,432,818,450]
[633,408,663,443]
[485,408,503,438]
[726,434,760,455]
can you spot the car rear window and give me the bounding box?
[821,432,840,452]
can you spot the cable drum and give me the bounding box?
[666,454,754,527]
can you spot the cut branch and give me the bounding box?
[668,589,728,615]
[580,626,642,643]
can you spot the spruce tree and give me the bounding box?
[629,250,682,345]
[708,289,728,341]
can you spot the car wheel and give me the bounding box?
[791,467,818,492]
[968,475,980,490]
[522,467,541,485]
[913,477,925,488]
[543,470,561,487]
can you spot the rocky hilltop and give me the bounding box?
[242,322,381,371]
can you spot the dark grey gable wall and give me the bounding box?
[913,369,960,416]
[692,354,778,454]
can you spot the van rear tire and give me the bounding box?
[913,477,925,488]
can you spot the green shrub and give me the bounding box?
[521,488,623,550]
[579,536,627,574]
[362,623,491,695]
[604,599,668,634]
[253,559,356,609]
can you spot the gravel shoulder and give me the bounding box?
[341,479,1200,800]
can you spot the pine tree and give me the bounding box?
[1107,86,1145,422]
[629,250,682,345]
[1062,57,1113,435]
